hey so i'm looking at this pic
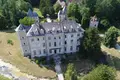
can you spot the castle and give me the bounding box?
[15,7,84,58]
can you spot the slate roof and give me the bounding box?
[15,24,31,32]
[26,20,84,37]
[27,9,38,17]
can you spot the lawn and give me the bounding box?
[0,75,11,80]
[101,37,120,80]
[33,8,44,18]
[0,30,56,78]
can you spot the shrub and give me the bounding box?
[7,39,13,45]
[103,26,119,48]
[82,64,116,80]
[19,17,35,26]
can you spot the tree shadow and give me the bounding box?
[0,30,15,33]
[104,51,120,71]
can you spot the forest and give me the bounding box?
[0,0,120,31]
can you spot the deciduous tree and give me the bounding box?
[82,64,116,80]
[103,26,119,48]
[65,63,78,80]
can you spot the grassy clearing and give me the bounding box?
[33,8,44,18]
[0,75,11,80]
[0,30,56,78]
[101,37,120,80]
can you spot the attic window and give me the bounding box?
[71,25,73,29]
[64,26,66,29]
[52,27,55,31]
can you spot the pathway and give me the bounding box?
[53,55,64,80]
[0,59,48,80]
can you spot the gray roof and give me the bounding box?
[27,9,38,17]
[26,20,84,37]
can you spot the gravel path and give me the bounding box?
[0,59,48,80]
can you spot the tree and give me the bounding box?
[67,3,81,22]
[19,17,35,26]
[39,0,55,17]
[82,64,116,80]
[95,0,115,20]
[103,26,119,48]
[65,63,78,80]
[0,15,7,30]
[81,28,101,60]
[100,19,110,29]
[0,0,32,29]
[53,2,61,13]
[80,6,90,29]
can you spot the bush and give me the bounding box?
[7,39,13,45]
[19,17,35,26]
[82,64,116,80]
[103,26,119,48]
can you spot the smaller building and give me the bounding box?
[89,16,99,28]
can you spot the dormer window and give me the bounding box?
[64,26,66,29]
[52,27,55,31]
[40,29,44,34]
[71,25,73,29]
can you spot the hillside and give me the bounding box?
[101,38,120,80]
[0,75,11,80]
[0,30,56,78]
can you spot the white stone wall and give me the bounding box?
[28,36,46,58]
[27,31,83,58]
[16,30,31,56]
[89,21,99,28]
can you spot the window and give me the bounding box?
[59,49,61,53]
[71,40,73,43]
[70,46,73,51]
[43,49,46,54]
[37,38,39,41]
[33,50,36,55]
[59,42,61,45]
[59,36,61,39]
[24,43,25,45]
[25,50,27,52]
[76,46,79,51]
[77,34,80,36]
[77,39,79,44]
[54,37,56,40]
[31,38,34,42]
[22,37,24,39]
[43,37,45,40]
[54,50,57,54]
[43,43,45,47]
[49,42,51,47]
[65,41,67,44]
[48,37,51,40]
[54,42,56,46]
[71,34,73,37]
[64,47,66,51]
[49,50,52,53]
[39,50,41,54]
[65,35,67,38]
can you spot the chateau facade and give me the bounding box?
[15,7,84,58]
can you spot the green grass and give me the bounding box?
[101,42,120,80]
[0,75,11,80]
[0,30,56,78]
[33,8,44,18]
